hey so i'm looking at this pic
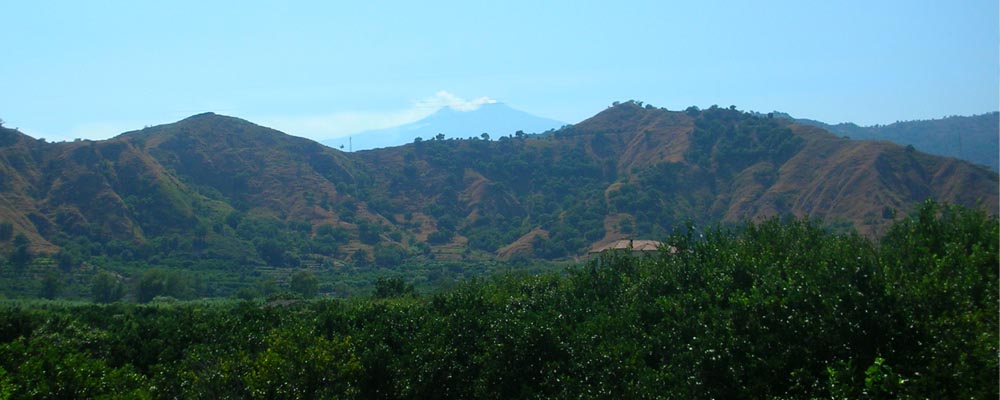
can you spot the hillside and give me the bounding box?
[789,112,999,171]
[0,102,995,298]
[117,113,362,223]
[354,102,996,257]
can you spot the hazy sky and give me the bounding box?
[2,1,997,142]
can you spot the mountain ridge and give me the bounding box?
[0,101,995,298]
[777,111,999,171]
[321,103,565,151]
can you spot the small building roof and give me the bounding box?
[588,239,664,254]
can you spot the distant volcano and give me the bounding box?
[322,103,565,151]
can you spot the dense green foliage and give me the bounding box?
[0,202,994,398]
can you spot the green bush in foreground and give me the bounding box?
[0,202,994,398]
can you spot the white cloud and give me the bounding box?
[255,91,497,141]
[417,90,497,112]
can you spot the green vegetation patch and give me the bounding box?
[0,202,995,398]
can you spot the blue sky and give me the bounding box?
[2,1,997,142]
